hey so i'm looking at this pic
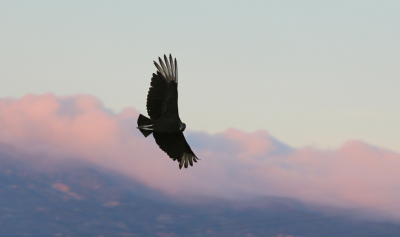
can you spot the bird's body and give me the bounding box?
[137,55,199,169]
[152,117,181,133]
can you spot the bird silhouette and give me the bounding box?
[137,54,199,169]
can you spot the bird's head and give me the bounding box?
[180,123,186,132]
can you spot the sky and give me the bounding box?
[0,1,399,152]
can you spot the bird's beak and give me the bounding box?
[180,123,186,131]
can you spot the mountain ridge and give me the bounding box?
[1,144,399,236]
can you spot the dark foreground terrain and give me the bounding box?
[1,145,399,237]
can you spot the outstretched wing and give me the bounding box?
[153,132,199,169]
[146,54,179,120]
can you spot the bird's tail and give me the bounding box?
[137,114,154,137]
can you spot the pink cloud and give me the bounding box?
[1,93,400,219]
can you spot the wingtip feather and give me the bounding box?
[179,158,184,169]
[169,54,174,79]
[154,61,166,79]
[184,155,188,168]
[177,153,198,169]
[153,54,178,83]
[189,156,193,166]
[175,58,178,82]
[158,57,168,76]
[164,54,172,79]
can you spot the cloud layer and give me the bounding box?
[1,93,400,218]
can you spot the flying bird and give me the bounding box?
[137,54,199,169]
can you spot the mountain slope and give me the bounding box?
[1,146,399,237]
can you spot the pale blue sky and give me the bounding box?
[0,1,399,152]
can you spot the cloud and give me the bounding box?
[1,93,400,219]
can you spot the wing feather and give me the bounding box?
[169,54,175,79]
[174,58,178,82]
[153,132,199,169]
[146,54,179,120]
[158,57,168,78]
[153,54,177,83]
[164,55,171,78]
